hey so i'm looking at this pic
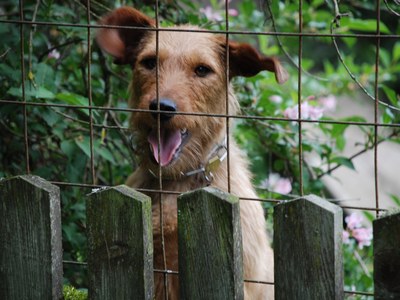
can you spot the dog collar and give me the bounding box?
[148,137,227,185]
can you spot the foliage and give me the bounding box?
[343,213,374,298]
[0,0,399,294]
[63,285,88,300]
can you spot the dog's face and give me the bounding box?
[97,7,288,176]
[129,30,230,172]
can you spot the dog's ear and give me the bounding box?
[96,7,155,65]
[227,41,288,84]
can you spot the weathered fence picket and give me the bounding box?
[178,187,244,300]
[0,175,63,300]
[274,195,344,300]
[86,185,153,299]
[2,175,400,298]
[374,211,400,300]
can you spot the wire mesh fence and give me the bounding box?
[1,0,400,298]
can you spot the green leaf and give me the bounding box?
[61,140,77,160]
[56,93,89,106]
[74,136,117,164]
[379,48,391,68]
[97,145,116,164]
[339,116,367,123]
[382,86,399,106]
[41,110,60,127]
[336,135,346,151]
[75,136,91,158]
[0,64,20,82]
[270,0,279,17]
[331,156,355,171]
[331,123,348,138]
[35,63,56,88]
[7,85,55,99]
[381,108,394,124]
[390,194,400,206]
[55,93,90,116]
[393,42,400,62]
[341,18,391,34]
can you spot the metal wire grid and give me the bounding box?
[1,0,400,297]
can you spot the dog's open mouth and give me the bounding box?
[147,128,189,166]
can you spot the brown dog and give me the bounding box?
[97,7,288,299]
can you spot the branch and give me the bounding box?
[0,48,11,59]
[38,38,83,62]
[28,0,41,88]
[330,4,400,113]
[264,0,329,82]
[383,0,400,17]
[317,130,399,179]
[332,0,351,27]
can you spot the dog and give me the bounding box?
[97,6,288,299]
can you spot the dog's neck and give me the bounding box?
[148,136,227,186]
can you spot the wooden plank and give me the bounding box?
[0,175,63,300]
[87,185,153,299]
[374,211,400,300]
[178,187,244,300]
[274,195,343,300]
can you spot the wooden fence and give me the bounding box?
[1,175,399,299]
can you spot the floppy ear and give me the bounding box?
[228,41,289,84]
[96,7,155,65]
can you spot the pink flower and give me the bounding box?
[308,105,324,120]
[319,95,337,112]
[345,213,364,230]
[283,102,324,120]
[200,6,223,21]
[261,173,292,195]
[228,8,238,16]
[352,228,373,249]
[48,49,60,60]
[269,95,283,104]
[283,105,299,119]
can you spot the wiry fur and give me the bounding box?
[97,7,288,299]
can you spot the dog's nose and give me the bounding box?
[149,98,177,122]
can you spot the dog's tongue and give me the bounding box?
[148,129,182,166]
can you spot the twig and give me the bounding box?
[50,106,126,129]
[108,111,137,165]
[330,4,400,113]
[317,130,399,179]
[38,38,83,62]
[332,0,351,27]
[28,0,41,88]
[0,48,11,59]
[71,0,102,20]
[384,0,400,17]
[354,249,372,278]
[264,0,329,82]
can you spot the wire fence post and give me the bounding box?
[0,175,63,299]
[373,211,400,299]
[87,185,154,299]
[274,195,344,299]
[178,187,244,299]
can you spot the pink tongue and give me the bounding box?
[148,129,182,166]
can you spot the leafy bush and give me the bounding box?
[1,0,399,295]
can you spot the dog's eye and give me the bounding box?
[141,57,157,70]
[195,65,212,77]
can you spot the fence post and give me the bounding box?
[178,187,244,300]
[0,175,63,300]
[374,211,400,299]
[274,195,343,300]
[87,185,153,299]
